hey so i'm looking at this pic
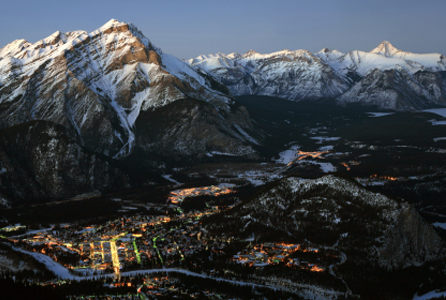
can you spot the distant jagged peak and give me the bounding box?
[242,48,318,61]
[0,39,31,57]
[37,30,83,47]
[191,48,321,64]
[315,47,345,61]
[76,19,153,52]
[370,41,406,57]
[226,52,242,59]
[5,38,30,47]
[98,18,128,31]
[243,49,260,58]
[316,47,344,55]
[41,30,87,44]
[321,47,330,53]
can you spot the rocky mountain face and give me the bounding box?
[0,19,261,162]
[187,41,446,110]
[205,175,443,269]
[0,121,134,207]
[186,49,352,101]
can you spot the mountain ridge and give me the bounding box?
[187,41,446,110]
[0,19,261,162]
[204,174,444,269]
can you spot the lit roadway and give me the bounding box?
[152,236,164,265]
[110,241,120,273]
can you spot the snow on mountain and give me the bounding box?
[188,42,446,110]
[370,41,408,57]
[371,41,446,71]
[187,48,351,101]
[206,174,444,269]
[317,41,446,77]
[336,65,446,110]
[0,19,260,161]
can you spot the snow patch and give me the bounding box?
[422,108,446,118]
[318,145,334,151]
[366,112,395,117]
[162,174,181,185]
[275,144,300,164]
[210,151,238,156]
[316,162,337,173]
[414,290,446,300]
[310,136,341,144]
[428,119,446,126]
[433,137,446,142]
[0,197,10,208]
[432,222,446,230]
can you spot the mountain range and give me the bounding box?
[187,42,446,110]
[1,19,446,204]
[0,19,260,164]
[0,19,264,203]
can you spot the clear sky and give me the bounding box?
[1,0,445,59]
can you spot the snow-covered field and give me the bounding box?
[275,145,300,164]
[429,120,446,125]
[367,112,395,117]
[355,178,386,186]
[432,222,446,230]
[237,170,283,186]
[275,145,336,173]
[434,137,446,142]
[316,162,337,173]
[162,174,182,185]
[318,145,334,151]
[309,136,341,144]
[423,108,446,118]
[414,289,446,300]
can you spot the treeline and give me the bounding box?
[165,271,305,300]
[338,258,446,300]
[0,277,136,300]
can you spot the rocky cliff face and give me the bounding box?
[188,42,446,111]
[0,19,260,162]
[205,175,443,269]
[336,66,446,110]
[380,205,442,269]
[0,121,134,207]
[187,49,351,101]
[132,98,259,161]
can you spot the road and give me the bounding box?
[13,244,354,298]
[110,241,120,272]
[328,251,352,295]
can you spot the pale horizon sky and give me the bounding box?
[1,0,445,59]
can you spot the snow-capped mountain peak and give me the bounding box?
[0,19,260,161]
[98,18,126,30]
[243,49,260,58]
[315,48,345,61]
[188,42,446,111]
[370,40,405,57]
[0,39,32,58]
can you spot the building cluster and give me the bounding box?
[66,294,137,300]
[168,184,234,204]
[16,207,232,274]
[0,224,26,233]
[233,242,324,272]
[138,275,225,299]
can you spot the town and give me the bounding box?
[233,242,325,272]
[1,184,345,299]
